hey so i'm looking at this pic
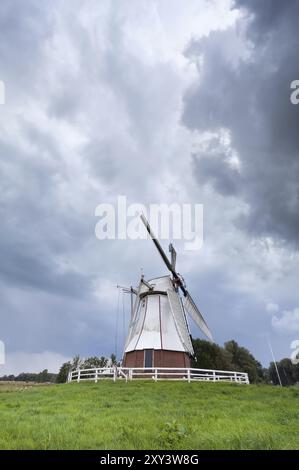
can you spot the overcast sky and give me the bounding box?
[1,0,299,374]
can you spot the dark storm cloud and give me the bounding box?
[191,134,242,196]
[193,153,240,196]
[182,0,299,246]
[0,240,91,298]
[235,0,297,35]
[0,132,93,297]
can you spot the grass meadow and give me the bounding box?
[0,380,298,450]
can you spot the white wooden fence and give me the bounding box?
[68,367,249,384]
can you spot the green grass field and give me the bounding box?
[0,381,298,450]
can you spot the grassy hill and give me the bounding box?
[0,381,298,450]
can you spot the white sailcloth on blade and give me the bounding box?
[167,289,194,356]
[184,293,213,342]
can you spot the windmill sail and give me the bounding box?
[123,282,142,351]
[140,214,213,342]
[184,293,213,342]
[167,289,194,355]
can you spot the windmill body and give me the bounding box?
[123,275,194,368]
[122,215,213,369]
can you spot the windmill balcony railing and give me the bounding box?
[68,367,249,384]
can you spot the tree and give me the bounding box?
[56,361,72,383]
[38,369,49,383]
[279,359,295,386]
[99,356,109,368]
[293,363,299,383]
[191,339,233,370]
[71,355,82,371]
[81,356,108,369]
[269,359,296,386]
[190,339,266,383]
[261,367,271,384]
[110,354,118,366]
[224,340,265,384]
[56,355,112,383]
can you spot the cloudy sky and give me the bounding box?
[1,0,299,374]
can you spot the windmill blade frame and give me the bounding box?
[140,214,186,292]
[140,213,174,273]
[140,213,213,343]
[167,289,194,355]
[184,292,213,342]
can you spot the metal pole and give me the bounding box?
[130,289,133,320]
[267,336,282,387]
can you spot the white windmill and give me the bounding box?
[122,214,213,369]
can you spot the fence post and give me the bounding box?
[77,370,80,383]
[187,369,191,383]
[234,372,237,383]
[113,367,117,382]
[154,369,158,382]
[95,369,98,383]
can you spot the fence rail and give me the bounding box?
[68,367,249,384]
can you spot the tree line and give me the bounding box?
[0,369,56,383]
[191,339,299,386]
[1,340,298,385]
[0,354,118,384]
[55,354,118,383]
